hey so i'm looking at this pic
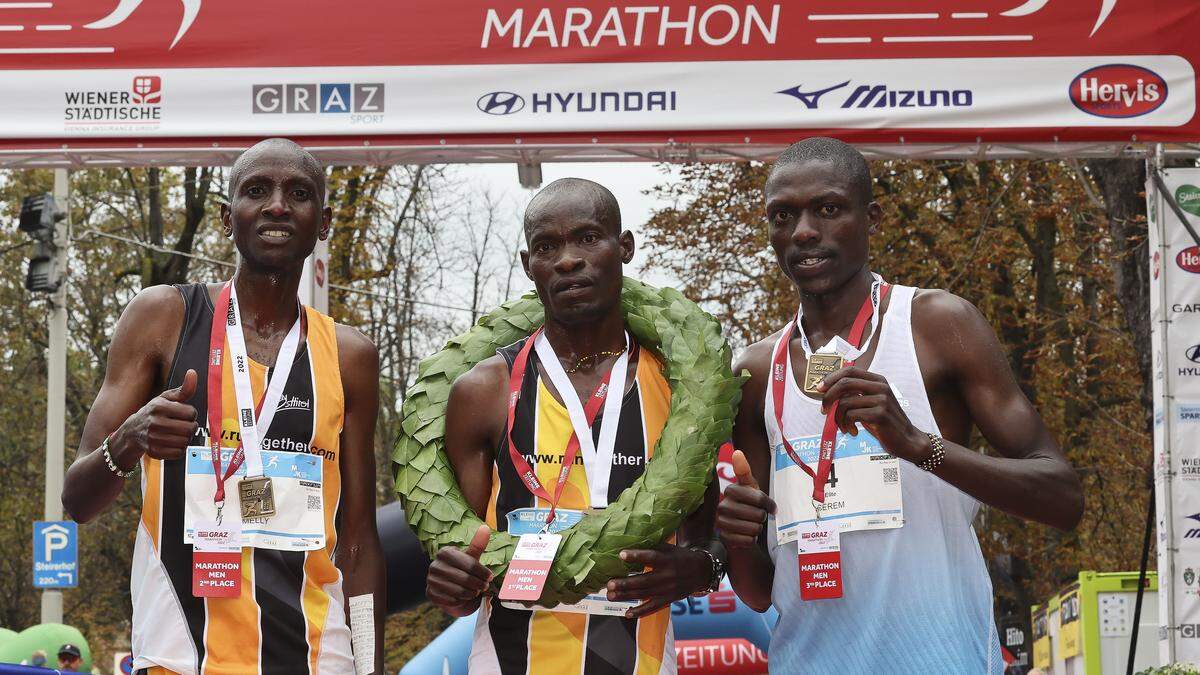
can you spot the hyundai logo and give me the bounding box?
[477,91,525,115]
[1187,344,1200,364]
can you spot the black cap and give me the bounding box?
[57,644,81,658]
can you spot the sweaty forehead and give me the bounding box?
[230,143,324,194]
[765,159,856,201]
[525,193,617,240]
[239,149,317,180]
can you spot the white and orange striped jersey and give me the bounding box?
[131,283,352,675]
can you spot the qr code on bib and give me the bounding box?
[307,495,321,510]
[882,467,898,484]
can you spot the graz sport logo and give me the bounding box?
[478,91,524,115]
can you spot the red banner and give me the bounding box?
[0,1,1196,157]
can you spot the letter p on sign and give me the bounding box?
[43,524,69,561]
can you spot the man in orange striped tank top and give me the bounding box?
[63,139,385,675]
[424,178,726,675]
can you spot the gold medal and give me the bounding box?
[803,354,844,394]
[238,476,276,519]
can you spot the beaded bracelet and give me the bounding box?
[101,434,137,479]
[918,433,946,472]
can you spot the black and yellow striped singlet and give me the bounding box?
[469,336,676,675]
[131,283,352,675]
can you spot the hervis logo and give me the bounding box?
[1179,246,1200,274]
[1070,64,1166,118]
[1177,184,1200,218]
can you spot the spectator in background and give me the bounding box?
[26,649,48,668]
[56,644,82,672]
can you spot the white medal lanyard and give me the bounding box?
[795,273,884,361]
[534,332,630,509]
[225,284,303,478]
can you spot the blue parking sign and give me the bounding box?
[33,520,78,588]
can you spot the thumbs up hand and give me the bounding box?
[731,449,760,491]
[427,524,494,617]
[112,369,200,466]
[716,450,777,551]
[163,368,198,403]
[465,523,490,560]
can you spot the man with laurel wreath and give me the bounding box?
[426,178,725,674]
[717,138,1083,674]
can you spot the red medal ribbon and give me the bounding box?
[771,283,891,502]
[505,328,635,525]
[206,282,267,506]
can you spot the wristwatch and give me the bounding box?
[690,545,727,596]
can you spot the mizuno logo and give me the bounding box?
[776,81,849,109]
[1184,513,1200,539]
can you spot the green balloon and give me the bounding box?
[0,628,17,651]
[0,623,91,671]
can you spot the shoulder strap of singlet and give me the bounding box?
[496,336,531,371]
[164,283,213,390]
[172,282,211,323]
[493,337,538,460]
[872,284,915,358]
[304,305,343,411]
[175,282,213,319]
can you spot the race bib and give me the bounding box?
[184,446,326,551]
[773,429,903,546]
[499,508,638,616]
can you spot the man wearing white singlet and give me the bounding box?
[716,137,1083,673]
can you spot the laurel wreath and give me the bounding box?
[392,278,744,605]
